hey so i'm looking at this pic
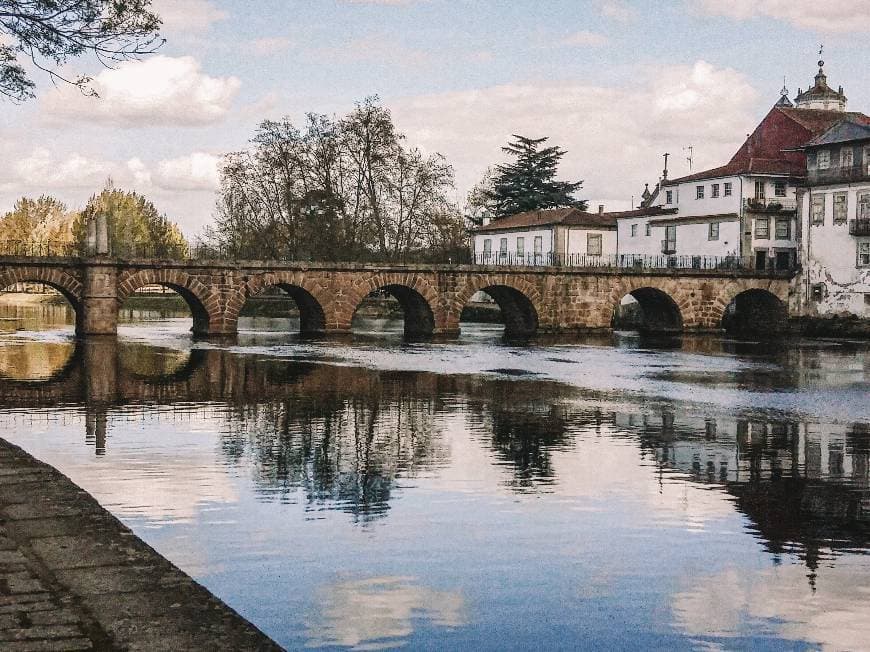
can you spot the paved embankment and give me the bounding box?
[0,438,283,651]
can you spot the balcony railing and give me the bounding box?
[471,252,796,272]
[849,219,870,236]
[808,164,870,186]
[661,240,676,255]
[743,197,797,212]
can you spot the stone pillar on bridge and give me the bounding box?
[79,261,119,336]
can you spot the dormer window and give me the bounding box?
[666,190,673,204]
[817,150,831,170]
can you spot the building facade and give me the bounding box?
[797,120,870,318]
[471,207,618,265]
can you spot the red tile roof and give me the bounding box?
[472,206,677,232]
[664,106,870,185]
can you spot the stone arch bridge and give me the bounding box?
[0,256,796,337]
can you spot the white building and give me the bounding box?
[796,119,870,318]
[622,62,868,271]
[471,207,618,265]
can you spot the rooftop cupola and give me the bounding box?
[794,53,847,111]
[775,78,793,107]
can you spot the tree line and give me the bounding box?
[0,184,188,258]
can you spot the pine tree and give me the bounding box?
[486,135,587,218]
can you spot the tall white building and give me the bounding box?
[796,119,870,318]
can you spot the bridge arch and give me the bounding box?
[0,267,83,312]
[226,272,329,335]
[452,277,542,338]
[117,269,220,336]
[347,273,440,339]
[611,283,684,334]
[719,287,788,335]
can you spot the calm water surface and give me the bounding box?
[1,301,869,650]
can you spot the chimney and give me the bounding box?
[598,204,604,214]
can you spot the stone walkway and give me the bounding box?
[0,438,283,651]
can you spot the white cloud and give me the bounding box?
[600,1,638,22]
[557,30,609,47]
[154,152,222,191]
[41,56,241,128]
[694,0,870,32]
[151,0,227,32]
[11,148,114,190]
[391,60,758,207]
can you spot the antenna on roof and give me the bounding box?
[683,145,694,172]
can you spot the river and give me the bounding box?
[1,299,869,650]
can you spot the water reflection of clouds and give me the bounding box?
[305,576,466,650]
[671,561,870,651]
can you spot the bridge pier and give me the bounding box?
[78,260,119,336]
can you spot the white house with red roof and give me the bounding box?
[471,207,623,265]
[619,60,870,272]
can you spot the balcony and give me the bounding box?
[808,164,870,186]
[661,240,677,255]
[849,219,870,236]
[743,197,797,213]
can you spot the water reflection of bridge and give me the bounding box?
[0,338,868,558]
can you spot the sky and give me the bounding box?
[1,0,869,237]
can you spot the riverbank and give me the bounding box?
[0,437,282,651]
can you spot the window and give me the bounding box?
[696,185,704,200]
[833,193,848,224]
[811,195,825,224]
[516,237,524,257]
[817,150,830,170]
[483,239,492,256]
[666,190,673,204]
[708,222,719,240]
[645,223,651,236]
[664,225,676,250]
[724,182,733,196]
[774,181,787,197]
[859,192,870,220]
[754,180,765,199]
[631,224,638,237]
[775,218,791,240]
[864,145,870,174]
[587,233,602,256]
[755,217,770,239]
[534,235,543,261]
[499,237,508,257]
[812,283,825,302]
[841,147,854,169]
[711,183,720,198]
[859,242,870,267]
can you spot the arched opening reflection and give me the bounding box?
[722,289,787,336]
[0,338,78,382]
[612,287,683,334]
[118,341,196,381]
[119,283,211,336]
[460,286,538,339]
[0,281,77,333]
[352,285,435,340]
[239,284,326,335]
